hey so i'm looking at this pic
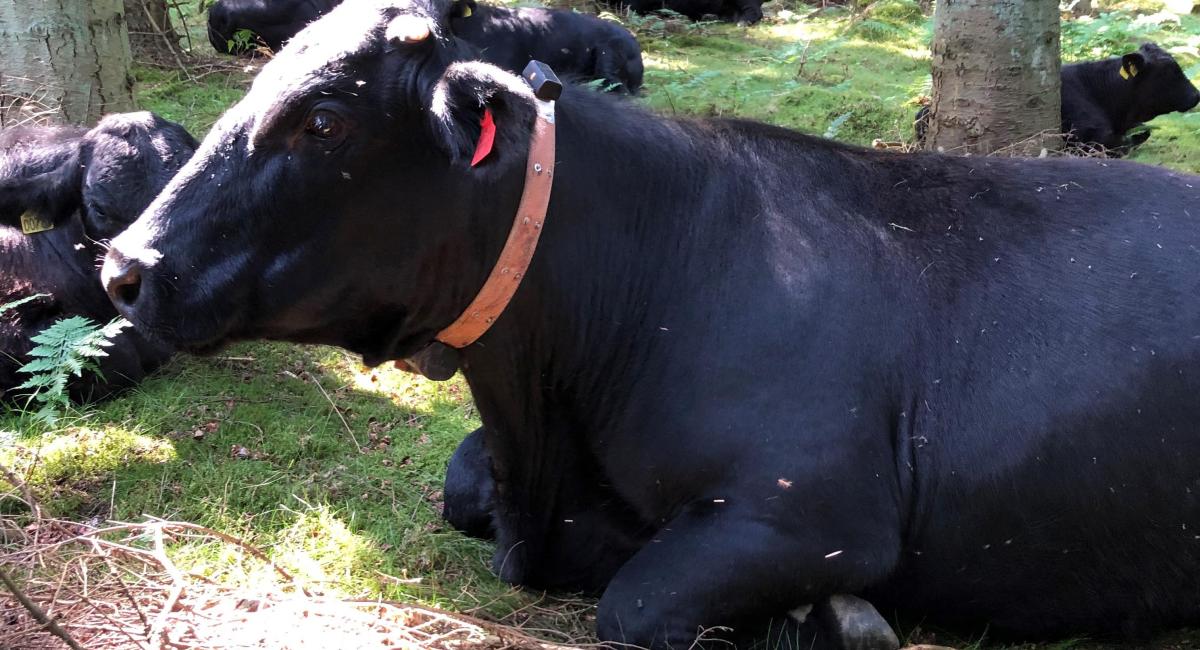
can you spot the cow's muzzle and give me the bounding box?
[101,250,145,317]
[1185,91,1200,112]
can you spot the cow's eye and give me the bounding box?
[305,110,342,139]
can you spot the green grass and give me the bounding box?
[3,2,1200,648]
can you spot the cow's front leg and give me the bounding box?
[442,427,497,540]
[489,448,647,593]
[731,0,763,25]
[596,502,901,649]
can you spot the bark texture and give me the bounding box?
[927,0,1062,155]
[0,0,136,126]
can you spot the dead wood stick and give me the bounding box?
[149,524,185,650]
[304,372,364,453]
[142,517,306,591]
[0,564,85,650]
[0,460,43,520]
[141,0,195,83]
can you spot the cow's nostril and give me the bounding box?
[114,272,141,307]
[103,254,144,310]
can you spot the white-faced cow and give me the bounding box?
[1,112,196,402]
[103,1,1200,647]
[208,0,644,93]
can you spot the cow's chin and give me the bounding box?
[133,318,239,357]
[244,310,425,369]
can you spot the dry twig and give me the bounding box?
[0,517,586,649]
[304,371,364,453]
[0,564,85,650]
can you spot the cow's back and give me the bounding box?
[849,153,1200,635]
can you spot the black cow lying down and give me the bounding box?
[916,42,1200,155]
[1061,42,1199,152]
[0,113,195,403]
[208,0,339,54]
[618,0,764,25]
[103,0,1200,647]
[449,0,643,94]
[208,0,644,93]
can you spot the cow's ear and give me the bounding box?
[1121,52,1146,80]
[428,61,537,177]
[0,141,85,234]
[451,0,477,19]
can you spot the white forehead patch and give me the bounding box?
[241,0,437,144]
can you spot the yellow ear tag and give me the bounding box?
[19,211,54,235]
[462,5,472,16]
[1121,63,1138,80]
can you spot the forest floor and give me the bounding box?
[3,1,1200,648]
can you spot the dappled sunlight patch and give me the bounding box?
[309,347,477,423]
[0,518,572,649]
[316,348,446,408]
[643,51,696,72]
[763,18,844,44]
[0,425,176,514]
[273,504,387,596]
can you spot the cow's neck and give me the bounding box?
[1071,59,1142,132]
[457,95,713,418]
[452,95,726,533]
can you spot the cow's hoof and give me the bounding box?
[816,594,900,650]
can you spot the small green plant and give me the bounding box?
[825,111,854,138]
[622,8,714,41]
[227,28,258,54]
[0,294,48,314]
[582,78,625,93]
[1060,10,1187,60]
[14,316,130,424]
[844,0,927,42]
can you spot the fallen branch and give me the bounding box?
[0,459,44,520]
[0,564,85,650]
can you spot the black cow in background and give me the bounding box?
[1061,42,1199,153]
[915,42,1199,155]
[449,0,642,94]
[207,0,644,93]
[0,112,196,403]
[208,0,339,54]
[618,0,763,25]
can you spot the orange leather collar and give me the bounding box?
[434,101,556,349]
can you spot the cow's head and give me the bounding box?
[0,112,198,243]
[1122,42,1200,119]
[104,0,542,363]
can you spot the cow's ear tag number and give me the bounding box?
[20,211,54,235]
[471,108,496,167]
[1121,62,1139,80]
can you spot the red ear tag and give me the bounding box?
[470,108,496,167]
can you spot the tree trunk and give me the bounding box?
[926,0,1062,156]
[125,0,179,58]
[0,0,136,127]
